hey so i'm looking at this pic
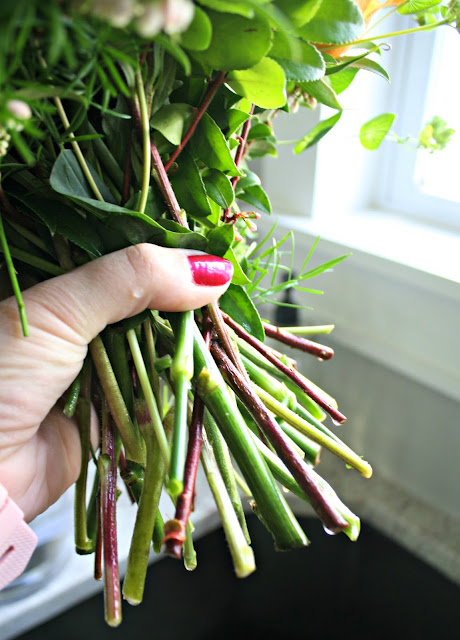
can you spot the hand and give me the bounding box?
[0,244,233,522]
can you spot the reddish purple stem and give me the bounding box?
[221,312,347,424]
[263,321,334,360]
[165,71,227,172]
[211,342,348,534]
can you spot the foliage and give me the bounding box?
[0,0,457,628]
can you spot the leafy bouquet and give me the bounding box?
[0,0,456,627]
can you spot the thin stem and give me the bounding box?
[0,211,28,336]
[74,359,93,553]
[167,310,194,497]
[329,19,449,50]
[126,328,170,467]
[200,428,256,578]
[150,140,187,226]
[193,322,308,550]
[212,342,349,535]
[135,69,151,215]
[206,302,250,382]
[222,312,347,424]
[89,336,145,464]
[263,321,334,360]
[123,400,167,606]
[99,405,122,628]
[255,384,373,479]
[165,71,227,171]
[143,318,162,410]
[277,324,335,335]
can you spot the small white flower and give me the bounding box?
[91,0,136,28]
[6,99,32,121]
[135,2,164,38]
[163,0,194,34]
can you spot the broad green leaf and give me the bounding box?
[269,32,325,82]
[247,121,273,141]
[49,149,116,203]
[327,66,358,94]
[236,168,261,190]
[49,150,206,248]
[224,247,251,285]
[180,6,212,51]
[326,49,390,82]
[274,0,324,27]
[300,78,342,110]
[196,0,255,17]
[219,283,264,341]
[349,57,390,82]
[10,191,104,257]
[206,223,235,256]
[203,169,234,208]
[192,112,241,176]
[192,9,272,70]
[227,108,251,136]
[398,0,441,14]
[150,103,194,145]
[236,183,271,214]
[294,111,342,153]
[170,149,213,217]
[227,58,286,109]
[359,113,395,150]
[297,0,364,45]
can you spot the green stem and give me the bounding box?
[193,323,308,550]
[0,217,28,335]
[200,429,255,578]
[335,19,449,50]
[126,328,171,468]
[123,401,167,606]
[135,69,151,215]
[74,359,93,553]
[167,310,194,497]
[143,318,162,410]
[204,410,251,545]
[89,336,145,464]
[276,325,335,335]
[255,385,373,479]
[53,96,104,201]
[63,369,82,418]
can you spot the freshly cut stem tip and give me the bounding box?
[263,321,334,360]
[222,312,347,424]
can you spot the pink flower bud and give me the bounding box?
[6,100,32,120]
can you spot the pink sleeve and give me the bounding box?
[0,484,38,590]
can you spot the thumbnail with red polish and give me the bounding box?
[188,255,233,287]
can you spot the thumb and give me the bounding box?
[0,244,233,431]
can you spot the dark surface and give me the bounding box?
[16,515,460,640]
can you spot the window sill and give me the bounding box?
[260,210,460,402]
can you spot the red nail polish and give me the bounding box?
[187,255,233,287]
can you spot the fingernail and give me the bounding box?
[187,255,233,287]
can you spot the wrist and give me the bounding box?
[0,483,37,590]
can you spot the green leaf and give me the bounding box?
[236,184,271,214]
[170,149,213,218]
[10,191,104,257]
[300,78,342,110]
[219,283,264,341]
[203,169,234,208]
[196,0,255,17]
[294,110,342,153]
[153,34,191,75]
[206,223,235,256]
[227,57,286,109]
[150,103,194,145]
[398,0,441,15]
[49,149,116,203]
[247,122,273,141]
[274,0,324,27]
[349,57,390,82]
[327,67,358,95]
[192,9,272,70]
[227,108,251,137]
[224,247,251,285]
[326,49,390,83]
[297,0,365,45]
[359,113,395,150]
[236,169,261,191]
[179,6,213,51]
[269,32,325,83]
[192,112,241,176]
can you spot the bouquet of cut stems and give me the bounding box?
[0,0,456,627]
